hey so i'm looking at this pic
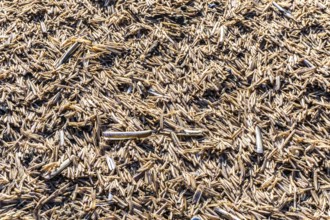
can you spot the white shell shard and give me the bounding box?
[106,156,116,171]
[255,126,263,154]
[108,192,113,202]
[60,130,65,147]
[219,25,227,44]
[102,130,153,140]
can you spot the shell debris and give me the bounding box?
[255,125,263,154]
[0,0,329,219]
[105,155,116,171]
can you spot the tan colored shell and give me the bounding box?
[0,0,329,219]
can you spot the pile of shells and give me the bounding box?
[0,0,329,219]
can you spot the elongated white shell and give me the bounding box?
[256,126,263,154]
[60,130,65,147]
